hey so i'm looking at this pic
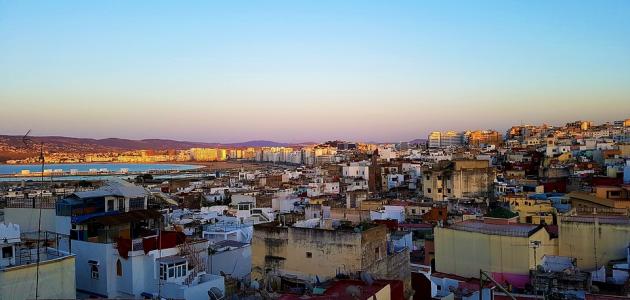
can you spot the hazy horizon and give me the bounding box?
[1,1,629,143]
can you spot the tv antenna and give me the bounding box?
[21,129,46,299]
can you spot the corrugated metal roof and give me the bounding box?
[73,180,148,199]
[448,220,540,237]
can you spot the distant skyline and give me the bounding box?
[1,1,629,143]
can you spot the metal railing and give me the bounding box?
[3,196,60,209]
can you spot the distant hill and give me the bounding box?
[0,135,296,161]
[0,135,294,150]
[408,138,427,145]
[225,140,292,147]
[364,139,427,145]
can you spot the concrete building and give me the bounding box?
[559,213,630,270]
[54,181,225,299]
[468,130,502,147]
[422,160,496,201]
[251,222,412,295]
[370,205,405,223]
[434,218,558,289]
[503,195,556,224]
[429,131,464,148]
[568,186,630,209]
[0,223,76,300]
[190,148,224,162]
[342,161,370,180]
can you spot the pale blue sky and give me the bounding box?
[1,1,629,142]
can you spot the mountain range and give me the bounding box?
[0,135,300,162]
[0,134,427,162]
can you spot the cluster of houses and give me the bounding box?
[0,118,630,299]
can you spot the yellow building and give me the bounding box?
[434,218,558,288]
[0,223,76,300]
[557,152,573,162]
[559,214,630,270]
[190,148,218,161]
[568,186,630,210]
[503,195,556,224]
[0,254,76,300]
[218,148,228,161]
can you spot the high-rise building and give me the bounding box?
[428,131,464,148]
[469,130,502,147]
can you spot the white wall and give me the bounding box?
[55,216,72,234]
[72,240,117,297]
[4,208,56,233]
[208,245,252,280]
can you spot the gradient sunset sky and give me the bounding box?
[1,1,629,143]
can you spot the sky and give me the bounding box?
[1,1,629,143]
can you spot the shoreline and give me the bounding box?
[0,161,273,176]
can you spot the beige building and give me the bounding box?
[0,223,76,300]
[434,218,558,288]
[503,195,556,224]
[251,222,411,294]
[559,213,630,270]
[568,186,630,210]
[423,160,496,201]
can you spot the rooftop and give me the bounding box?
[156,255,187,264]
[74,209,162,225]
[562,215,630,225]
[71,180,148,199]
[447,220,540,237]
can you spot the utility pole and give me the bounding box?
[530,240,541,297]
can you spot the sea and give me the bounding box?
[0,163,204,182]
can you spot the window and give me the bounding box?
[118,198,126,211]
[447,188,451,194]
[375,247,381,260]
[129,197,145,210]
[438,188,442,193]
[2,246,12,258]
[437,176,442,180]
[427,188,432,194]
[426,175,430,180]
[161,262,187,280]
[116,259,122,276]
[160,264,166,280]
[411,209,416,214]
[107,200,114,211]
[306,252,312,258]
[609,191,621,198]
[91,264,99,279]
[169,267,175,278]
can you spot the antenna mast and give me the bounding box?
[22,130,45,300]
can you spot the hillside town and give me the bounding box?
[0,118,629,299]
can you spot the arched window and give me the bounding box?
[116,259,123,276]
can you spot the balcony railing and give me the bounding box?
[3,196,59,209]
